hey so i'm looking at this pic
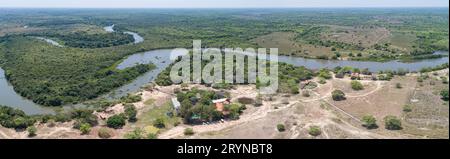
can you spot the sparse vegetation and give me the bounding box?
[362,115,378,129]
[441,90,449,101]
[384,116,402,130]
[80,123,91,135]
[277,124,286,132]
[308,126,322,136]
[27,126,37,137]
[351,81,364,90]
[98,128,112,139]
[403,105,413,112]
[106,114,126,129]
[332,90,346,101]
[184,128,195,136]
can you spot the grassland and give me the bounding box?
[0,8,448,107]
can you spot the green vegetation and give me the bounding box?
[80,123,92,135]
[106,114,126,129]
[27,32,134,48]
[177,88,245,124]
[332,90,346,101]
[27,126,37,137]
[98,128,112,139]
[277,124,286,132]
[124,104,137,122]
[362,115,378,129]
[351,81,364,90]
[124,128,146,139]
[403,105,413,113]
[153,118,166,128]
[384,116,402,130]
[0,105,35,129]
[121,94,143,104]
[0,8,448,110]
[308,126,322,136]
[184,128,195,136]
[441,90,449,101]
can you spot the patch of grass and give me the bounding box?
[144,98,156,106]
[136,102,180,131]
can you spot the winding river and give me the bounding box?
[0,27,448,114]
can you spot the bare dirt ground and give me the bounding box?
[1,71,448,139]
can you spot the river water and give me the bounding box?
[0,27,448,114]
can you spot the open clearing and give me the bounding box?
[1,71,448,139]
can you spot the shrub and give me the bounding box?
[106,114,126,129]
[302,91,310,97]
[395,83,402,89]
[318,78,327,84]
[332,90,346,101]
[124,128,145,139]
[124,104,137,122]
[318,69,332,79]
[441,90,449,101]
[184,128,195,136]
[121,94,142,103]
[27,126,37,137]
[153,118,166,128]
[308,126,322,136]
[147,133,158,139]
[403,105,413,112]
[277,124,286,132]
[98,128,112,139]
[362,115,378,129]
[384,116,402,130]
[80,123,91,135]
[351,81,364,90]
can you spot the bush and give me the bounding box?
[351,81,364,90]
[80,123,91,135]
[332,90,346,101]
[98,128,112,139]
[384,116,402,130]
[153,118,166,128]
[124,128,145,139]
[121,94,142,103]
[106,114,126,129]
[0,106,36,129]
[396,83,402,89]
[277,124,286,132]
[302,91,310,97]
[184,128,195,136]
[27,126,37,137]
[308,126,322,136]
[403,105,413,112]
[318,78,327,84]
[362,115,378,129]
[318,69,332,79]
[441,90,449,101]
[124,104,137,122]
[147,133,158,139]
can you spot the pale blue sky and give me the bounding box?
[0,0,448,8]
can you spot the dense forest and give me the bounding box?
[26,32,135,48]
[0,8,448,107]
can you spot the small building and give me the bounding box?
[212,98,231,112]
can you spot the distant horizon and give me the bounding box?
[0,0,448,8]
[0,6,449,9]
